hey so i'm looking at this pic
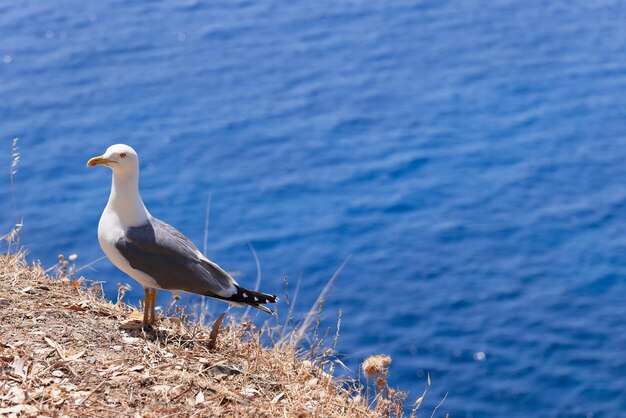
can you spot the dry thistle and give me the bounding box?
[361,355,407,417]
[68,253,78,278]
[166,294,182,316]
[116,282,132,305]
[362,354,392,377]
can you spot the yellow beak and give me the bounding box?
[86,155,112,167]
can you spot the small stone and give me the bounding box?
[112,345,122,352]
[51,370,64,378]
[240,387,259,397]
[271,393,285,404]
[210,364,242,377]
[152,385,171,395]
[122,336,141,345]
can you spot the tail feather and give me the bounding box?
[207,285,278,314]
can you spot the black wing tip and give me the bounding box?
[229,286,278,305]
[251,303,275,315]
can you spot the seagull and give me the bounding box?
[87,144,277,328]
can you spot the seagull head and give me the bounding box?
[87,144,139,175]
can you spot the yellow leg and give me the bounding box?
[149,288,157,325]
[143,288,151,328]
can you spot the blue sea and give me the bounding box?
[2,1,626,416]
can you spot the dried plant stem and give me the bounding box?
[332,309,342,351]
[242,242,262,320]
[10,137,20,225]
[286,276,301,330]
[289,255,352,347]
[431,392,448,418]
[74,255,108,274]
[202,192,212,257]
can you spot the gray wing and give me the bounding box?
[115,217,237,297]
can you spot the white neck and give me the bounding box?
[107,170,150,227]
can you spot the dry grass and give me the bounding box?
[0,251,384,417]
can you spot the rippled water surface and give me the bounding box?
[3,1,626,416]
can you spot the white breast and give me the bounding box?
[98,205,161,290]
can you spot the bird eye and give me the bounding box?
[119,153,127,158]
